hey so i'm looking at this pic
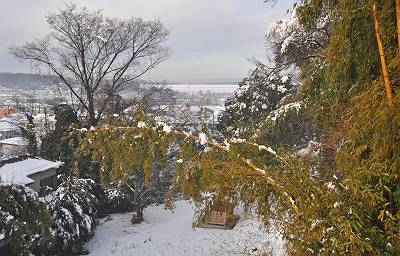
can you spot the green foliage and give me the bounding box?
[40,104,80,171]
[46,178,97,254]
[72,1,400,255]
[218,66,295,138]
[20,114,38,156]
[0,185,51,256]
[78,111,174,187]
[334,84,400,254]
[297,0,398,133]
[257,102,316,148]
[53,104,79,129]
[40,104,99,181]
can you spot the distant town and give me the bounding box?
[0,72,237,158]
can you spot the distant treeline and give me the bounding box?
[0,72,146,90]
[0,72,59,89]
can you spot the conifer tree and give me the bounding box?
[0,185,51,256]
[218,65,295,137]
[20,113,37,156]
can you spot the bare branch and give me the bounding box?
[10,4,170,125]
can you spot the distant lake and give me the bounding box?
[166,84,238,94]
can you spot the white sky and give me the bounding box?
[0,0,294,82]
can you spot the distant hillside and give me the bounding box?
[0,72,59,89]
[0,72,239,90]
[0,72,146,89]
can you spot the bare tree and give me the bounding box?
[10,4,170,125]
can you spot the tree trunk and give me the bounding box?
[131,187,144,224]
[372,2,393,106]
[87,95,98,126]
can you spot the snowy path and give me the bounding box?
[85,201,284,256]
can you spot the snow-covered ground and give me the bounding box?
[85,201,284,256]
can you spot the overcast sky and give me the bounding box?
[0,0,294,83]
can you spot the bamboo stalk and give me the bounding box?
[396,0,400,49]
[372,2,394,106]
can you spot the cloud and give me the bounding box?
[0,0,294,82]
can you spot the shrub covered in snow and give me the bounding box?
[218,66,295,137]
[102,170,173,215]
[44,178,97,254]
[256,101,317,148]
[0,185,51,256]
[104,181,134,213]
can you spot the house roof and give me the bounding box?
[203,105,225,113]
[0,118,19,132]
[0,158,62,186]
[0,136,28,146]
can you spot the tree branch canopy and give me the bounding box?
[10,4,170,125]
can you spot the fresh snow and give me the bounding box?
[0,136,28,146]
[159,123,172,134]
[137,121,147,128]
[85,201,284,256]
[0,117,19,132]
[267,102,302,122]
[198,133,208,145]
[0,158,62,186]
[297,140,321,157]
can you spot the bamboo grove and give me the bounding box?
[75,0,400,255]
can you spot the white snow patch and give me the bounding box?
[281,75,289,83]
[258,145,277,156]
[326,182,335,190]
[267,102,302,122]
[163,124,172,134]
[0,136,28,146]
[137,121,147,128]
[198,133,208,145]
[85,201,284,256]
[297,141,321,157]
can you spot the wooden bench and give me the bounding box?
[199,211,240,230]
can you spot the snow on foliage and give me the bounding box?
[218,65,296,136]
[266,102,302,123]
[267,14,300,55]
[198,133,208,145]
[103,181,134,213]
[46,178,97,253]
[297,140,321,157]
[137,121,147,128]
[266,10,329,64]
[0,185,50,256]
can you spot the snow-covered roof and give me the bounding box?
[189,106,201,112]
[0,118,19,132]
[203,105,225,113]
[33,113,56,122]
[0,158,62,186]
[0,136,28,146]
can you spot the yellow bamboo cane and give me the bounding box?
[372,2,394,106]
[396,0,400,49]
